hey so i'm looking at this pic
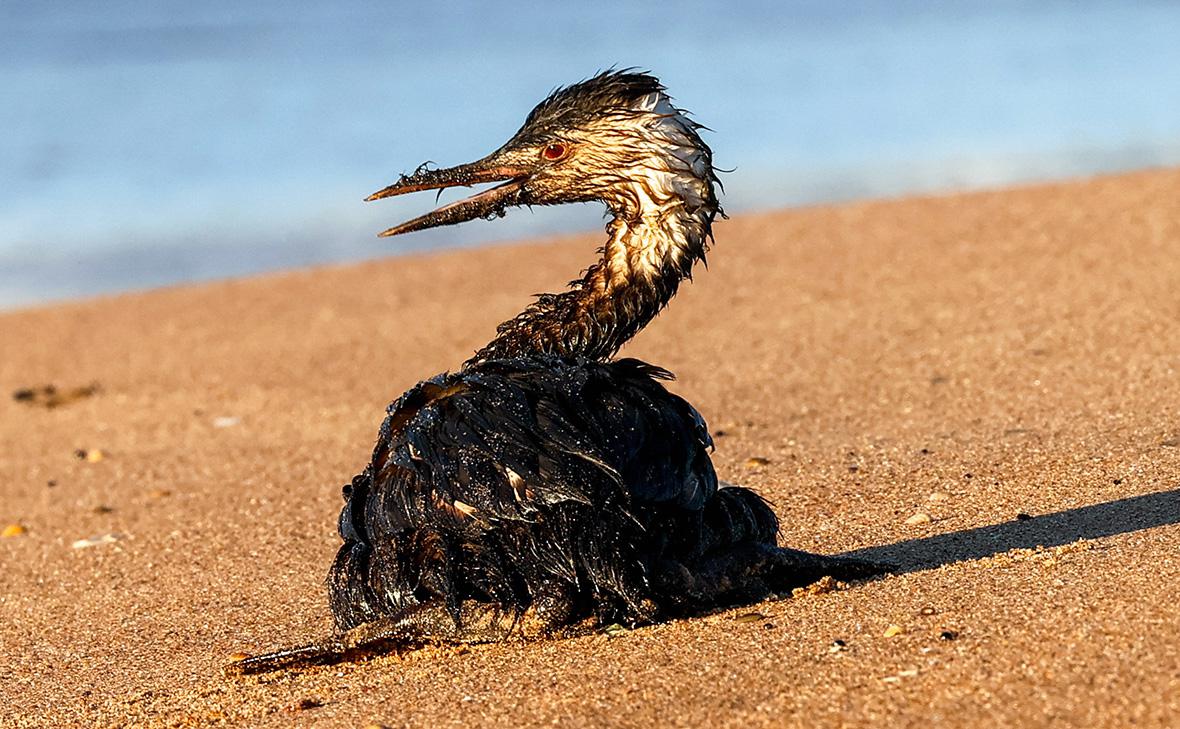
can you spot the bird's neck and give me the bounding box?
[467,195,717,366]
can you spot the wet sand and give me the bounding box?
[2,169,1179,728]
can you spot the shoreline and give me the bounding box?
[8,165,1177,316]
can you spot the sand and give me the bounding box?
[2,169,1179,728]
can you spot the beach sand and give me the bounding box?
[2,169,1179,728]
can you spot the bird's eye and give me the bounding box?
[541,142,569,161]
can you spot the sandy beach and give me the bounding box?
[2,168,1179,728]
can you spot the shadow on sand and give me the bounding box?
[840,487,1180,574]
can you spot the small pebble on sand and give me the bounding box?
[733,612,765,623]
[74,448,105,463]
[883,624,905,638]
[2,523,28,538]
[905,512,932,525]
[744,456,771,468]
[285,698,323,712]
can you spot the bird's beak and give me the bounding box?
[365,157,532,238]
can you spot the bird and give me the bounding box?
[227,70,887,675]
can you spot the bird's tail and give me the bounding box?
[700,482,780,552]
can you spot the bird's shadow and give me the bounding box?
[838,487,1180,574]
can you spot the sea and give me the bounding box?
[2,0,1179,309]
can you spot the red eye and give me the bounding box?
[542,142,568,161]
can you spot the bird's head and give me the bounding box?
[367,70,719,238]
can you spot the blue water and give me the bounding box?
[2,1,1179,309]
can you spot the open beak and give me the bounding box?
[365,157,532,238]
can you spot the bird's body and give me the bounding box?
[230,71,885,675]
[329,356,775,635]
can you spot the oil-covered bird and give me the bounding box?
[228,70,886,674]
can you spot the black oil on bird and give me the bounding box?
[228,70,886,675]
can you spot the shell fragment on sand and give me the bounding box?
[72,532,125,549]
